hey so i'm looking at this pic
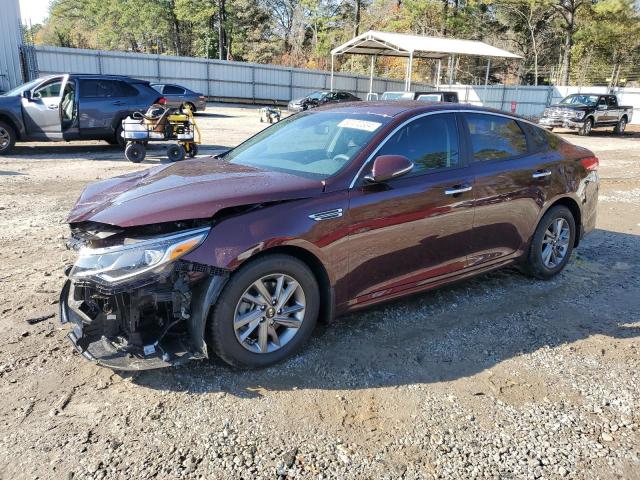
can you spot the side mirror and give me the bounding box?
[23,90,32,101]
[364,155,413,183]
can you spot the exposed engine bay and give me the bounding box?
[60,220,229,370]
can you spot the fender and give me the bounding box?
[182,192,351,287]
[0,109,26,139]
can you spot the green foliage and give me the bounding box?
[34,0,640,86]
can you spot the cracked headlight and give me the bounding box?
[573,111,585,119]
[69,227,210,285]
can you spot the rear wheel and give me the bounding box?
[124,142,146,163]
[0,121,16,155]
[207,254,319,368]
[614,116,627,135]
[524,205,576,280]
[167,143,186,162]
[578,117,593,136]
[108,124,126,147]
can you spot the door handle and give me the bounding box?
[532,169,552,179]
[444,184,473,195]
[112,101,126,106]
[48,105,59,110]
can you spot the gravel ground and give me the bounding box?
[0,104,639,480]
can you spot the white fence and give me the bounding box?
[30,45,640,124]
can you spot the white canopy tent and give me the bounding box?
[330,30,522,94]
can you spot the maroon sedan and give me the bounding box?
[60,102,599,370]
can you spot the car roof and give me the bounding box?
[39,74,149,83]
[313,100,531,121]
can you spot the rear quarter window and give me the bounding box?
[465,113,528,161]
[115,81,140,97]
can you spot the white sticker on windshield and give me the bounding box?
[337,119,382,132]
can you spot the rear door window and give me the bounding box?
[163,85,185,95]
[607,96,618,107]
[80,80,118,98]
[464,113,528,161]
[115,81,139,97]
[377,113,461,176]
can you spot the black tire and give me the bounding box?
[207,254,320,368]
[124,142,146,163]
[613,116,627,135]
[110,124,126,147]
[0,121,16,155]
[187,143,198,158]
[524,205,576,280]
[578,117,593,136]
[167,144,186,162]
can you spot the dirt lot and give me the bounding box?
[0,104,639,480]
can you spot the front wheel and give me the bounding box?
[186,143,198,158]
[578,118,593,136]
[0,121,16,155]
[614,117,627,135]
[524,205,576,280]
[207,254,320,368]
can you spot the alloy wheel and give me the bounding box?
[233,274,306,354]
[0,127,10,150]
[541,218,570,268]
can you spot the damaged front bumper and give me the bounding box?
[59,263,228,371]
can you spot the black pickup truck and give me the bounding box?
[538,93,633,136]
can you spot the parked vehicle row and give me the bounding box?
[60,102,599,370]
[538,93,632,136]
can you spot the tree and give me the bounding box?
[553,0,589,85]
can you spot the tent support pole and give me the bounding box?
[330,54,335,91]
[484,58,491,106]
[407,51,413,90]
[448,55,455,86]
[484,58,491,86]
[436,59,441,90]
[369,55,375,97]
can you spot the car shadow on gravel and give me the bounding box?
[130,228,640,396]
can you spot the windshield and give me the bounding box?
[225,111,389,180]
[307,91,326,101]
[382,92,414,101]
[559,94,599,106]
[2,78,43,97]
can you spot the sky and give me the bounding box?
[19,0,51,26]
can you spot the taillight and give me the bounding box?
[580,156,599,171]
[157,97,167,105]
[199,96,205,100]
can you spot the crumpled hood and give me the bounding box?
[67,157,323,227]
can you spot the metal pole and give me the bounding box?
[483,58,491,107]
[448,55,454,86]
[436,58,441,90]
[369,55,374,96]
[407,51,414,91]
[330,54,335,91]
